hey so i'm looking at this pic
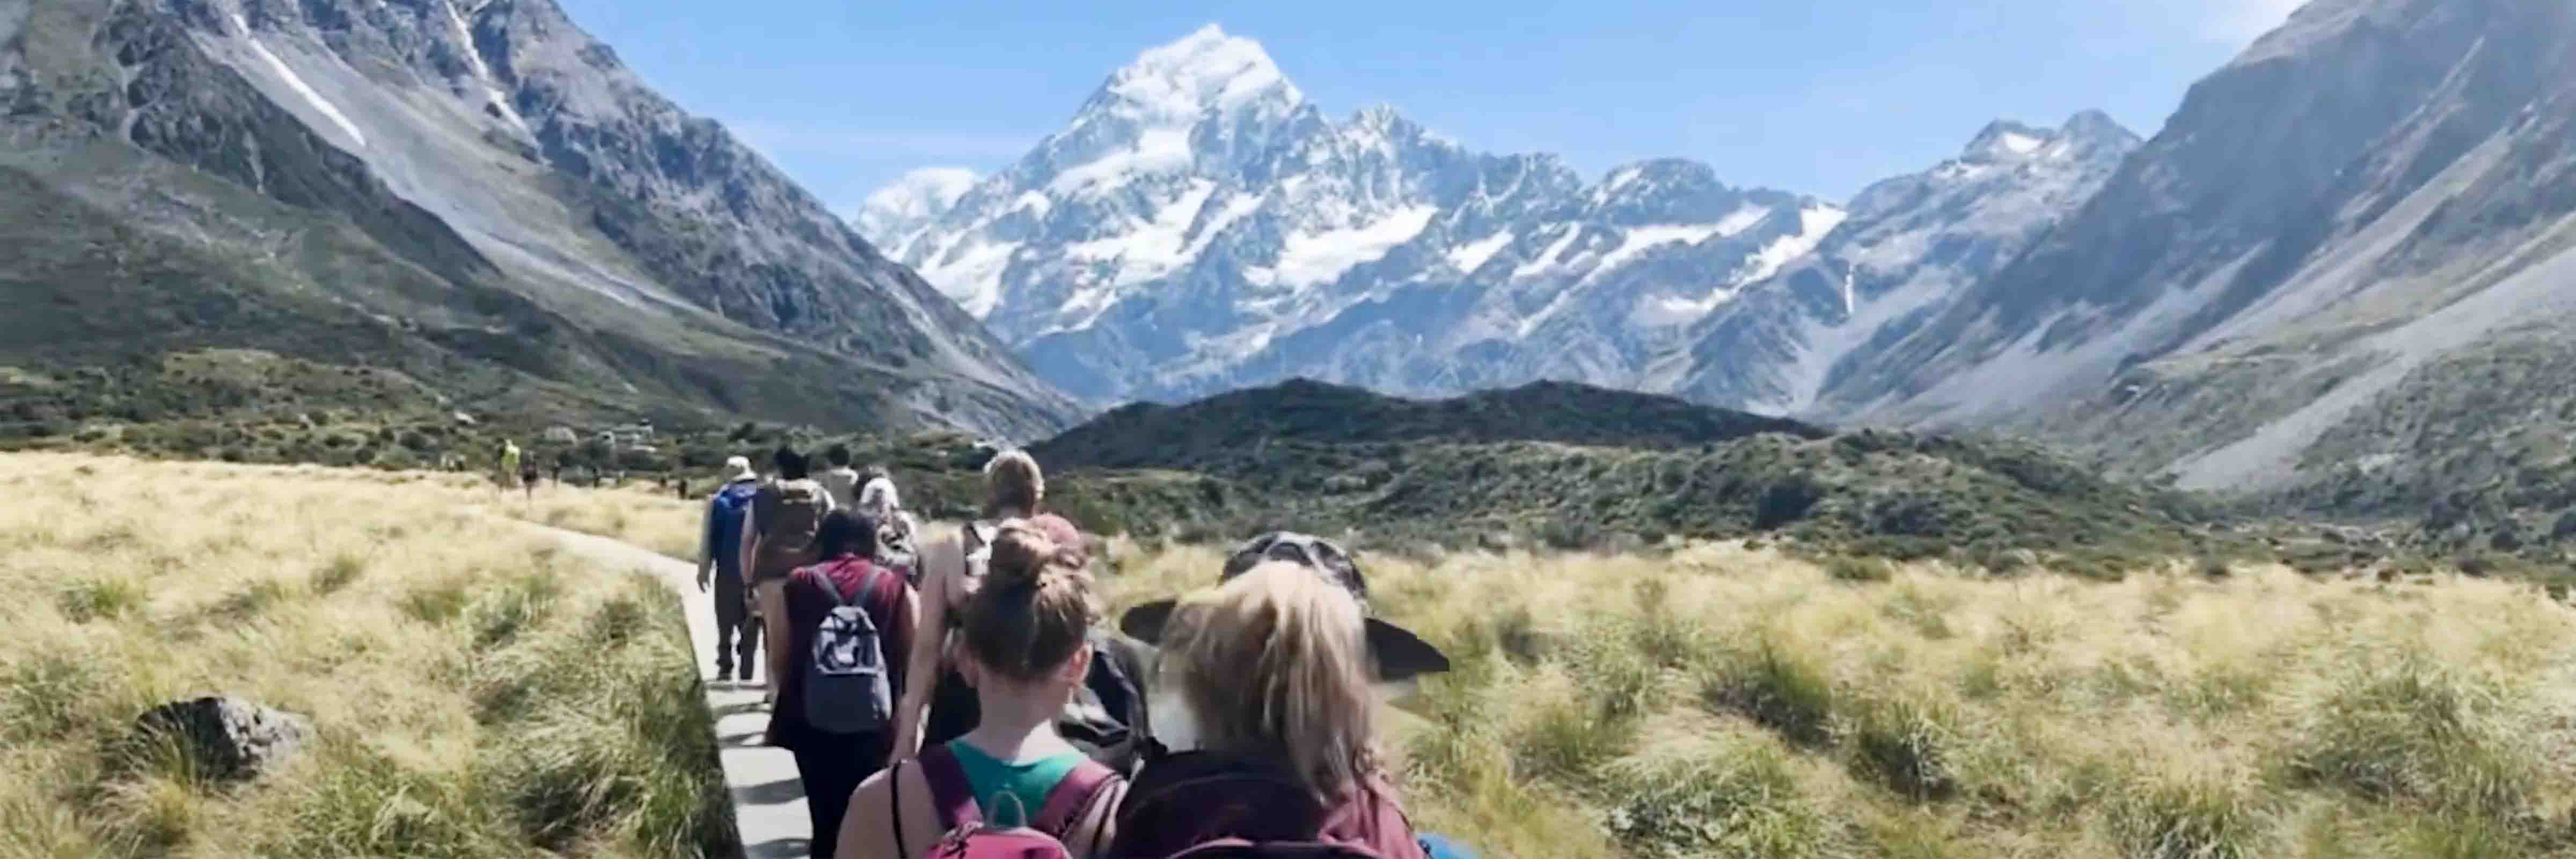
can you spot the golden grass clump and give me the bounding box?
[1078,536,2576,858]
[396,485,2576,858]
[0,453,731,859]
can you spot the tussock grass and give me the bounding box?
[473,486,2576,858]
[0,453,730,859]
[502,489,705,561]
[1183,540,2576,858]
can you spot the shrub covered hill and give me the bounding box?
[904,379,2228,573]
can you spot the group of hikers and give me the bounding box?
[692,443,1475,859]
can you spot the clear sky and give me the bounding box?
[554,0,2303,215]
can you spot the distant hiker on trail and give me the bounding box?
[835,522,1126,859]
[858,465,923,582]
[771,510,916,859]
[821,443,866,512]
[746,445,836,702]
[893,449,1072,762]
[697,456,764,683]
[1106,562,1444,859]
[497,440,522,493]
[677,477,691,500]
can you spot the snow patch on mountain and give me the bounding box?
[854,166,979,253]
[233,15,368,148]
[1447,230,1514,273]
[916,236,1018,317]
[1251,205,1437,289]
[1739,205,1846,282]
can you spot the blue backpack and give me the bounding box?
[706,482,758,572]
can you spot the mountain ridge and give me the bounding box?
[861,25,1848,406]
[0,0,1074,442]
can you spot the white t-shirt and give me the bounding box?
[818,467,862,512]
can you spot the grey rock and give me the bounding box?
[135,695,315,781]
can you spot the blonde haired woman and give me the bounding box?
[836,522,1124,858]
[1107,562,1435,859]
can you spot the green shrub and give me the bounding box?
[2107,771,2264,859]
[1848,694,1959,800]
[1699,640,1836,747]
[1598,737,1831,859]
[310,553,368,595]
[1825,556,1894,584]
[2289,658,2534,822]
[57,576,148,623]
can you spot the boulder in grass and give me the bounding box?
[135,696,314,781]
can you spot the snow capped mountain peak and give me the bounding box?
[878,27,1841,404]
[2058,109,2135,147]
[1956,113,2141,166]
[1964,119,2053,161]
[1096,24,1302,121]
[852,166,980,255]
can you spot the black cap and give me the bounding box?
[1118,532,1450,681]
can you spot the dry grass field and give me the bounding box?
[1091,535,2576,858]
[14,452,2575,859]
[0,453,730,858]
[533,484,2576,857]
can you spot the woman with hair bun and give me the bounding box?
[836,521,1126,859]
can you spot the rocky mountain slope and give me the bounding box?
[1811,0,2576,506]
[0,0,1073,440]
[861,26,1844,405]
[1652,113,2141,413]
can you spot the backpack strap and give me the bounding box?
[1033,759,1120,838]
[916,742,982,832]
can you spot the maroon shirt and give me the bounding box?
[767,555,914,749]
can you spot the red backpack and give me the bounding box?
[1104,753,1419,859]
[899,743,1123,859]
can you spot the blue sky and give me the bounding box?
[556,0,2303,215]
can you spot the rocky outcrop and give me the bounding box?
[135,695,315,781]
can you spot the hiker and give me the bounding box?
[772,511,916,859]
[497,439,522,493]
[834,522,1125,859]
[519,457,540,500]
[697,456,765,682]
[1113,532,1466,859]
[821,443,866,512]
[745,446,836,701]
[857,466,921,577]
[1106,562,1436,859]
[892,449,1067,761]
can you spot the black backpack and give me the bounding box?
[1105,752,1393,859]
[1061,629,1156,775]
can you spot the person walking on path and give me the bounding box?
[891,450,1077,762]
[771,511,916,859]
[744,446,835,702]
[497,439,522,494]
[1106,562,1436,859]
[819,443,865,512]
[835,522,1125,859]
[697,456,765,682]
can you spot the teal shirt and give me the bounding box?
[947,739,1086,827]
